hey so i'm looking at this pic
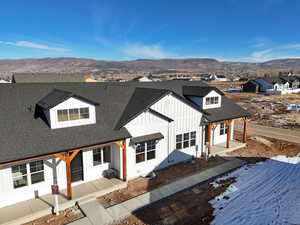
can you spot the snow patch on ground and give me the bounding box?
[210,155,300,225]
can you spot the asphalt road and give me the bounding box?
[235,120,300,144]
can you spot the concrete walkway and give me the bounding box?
[211,140,246,156]
[73,157,246,225]
[0,178,127,225]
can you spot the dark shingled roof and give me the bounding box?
[12,73,86,83]
[37,89,99,109]
[204,97,251,122]
[260,77,286,84]
[130,133,164,145]
[182,86,224,97]
[0,80,250,164]
[115,88,171,129]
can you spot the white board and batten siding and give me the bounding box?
[125,93,203,180]
[47,97,96,129]
[210,121,235,145]
[0,158,67,208]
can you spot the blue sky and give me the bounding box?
[1,0,300,62]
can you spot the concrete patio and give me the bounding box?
[211,140,246,156]
[0,178,127,225]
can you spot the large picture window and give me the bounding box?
[220,122,227,135]
[176,131,196,149]
[11,160,44,189]
[205,97,219,105]
[57,107,90,122]
[93,145,111,166]
[136,140,156,164]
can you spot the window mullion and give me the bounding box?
[27,163,32,185]
[101,148,104,164]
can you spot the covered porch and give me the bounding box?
[206,117,249,156]
[0,177,127,225]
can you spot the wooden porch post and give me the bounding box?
[225,120,233,148]
[65,154,72,200]
[242,117,248,143]
[54,150,80,200]
[207,122,213,155]
[122,140,127,181]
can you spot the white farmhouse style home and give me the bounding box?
[243,76,300,94]
[0,81,251,208]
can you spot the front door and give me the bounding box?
[205,125,209,143]
[71,151,83,182]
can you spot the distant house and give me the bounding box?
[242,80,260,93]
[131,76,153,82]
[242,76,300,94]
[12,73,86,83]
[211,74,228,82]
[198,74,211,81]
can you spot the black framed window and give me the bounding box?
[176,134,183,149]
[220,122,227,135]
[205,97,219,105]
[93,145,111,166]
[136,141,156,163]
[176,131,196,149]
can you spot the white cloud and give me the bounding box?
[122,43,175,59]
[246,43,300,62]
[0,41,70,52]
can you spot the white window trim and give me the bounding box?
[205,96,219,105]
[11,160,45,189]
[220,122,227,135]
[57,107,90,122]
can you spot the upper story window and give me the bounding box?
[11,160,44,189]
[176,131,196,150]
[206,96,219,105]
[57,107,90,122]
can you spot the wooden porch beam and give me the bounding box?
[207,122,213,155]
[225,120,233,148]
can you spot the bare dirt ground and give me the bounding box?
[114,132,300,225]
[98,157,226,207]
[114,178,236,225]
[22,205,83,225]
[226,91,300,130]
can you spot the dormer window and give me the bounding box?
[206,96,219,105]
[37,89,98,129]
[57,107,89,122]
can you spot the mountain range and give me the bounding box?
[1,57,300,79]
